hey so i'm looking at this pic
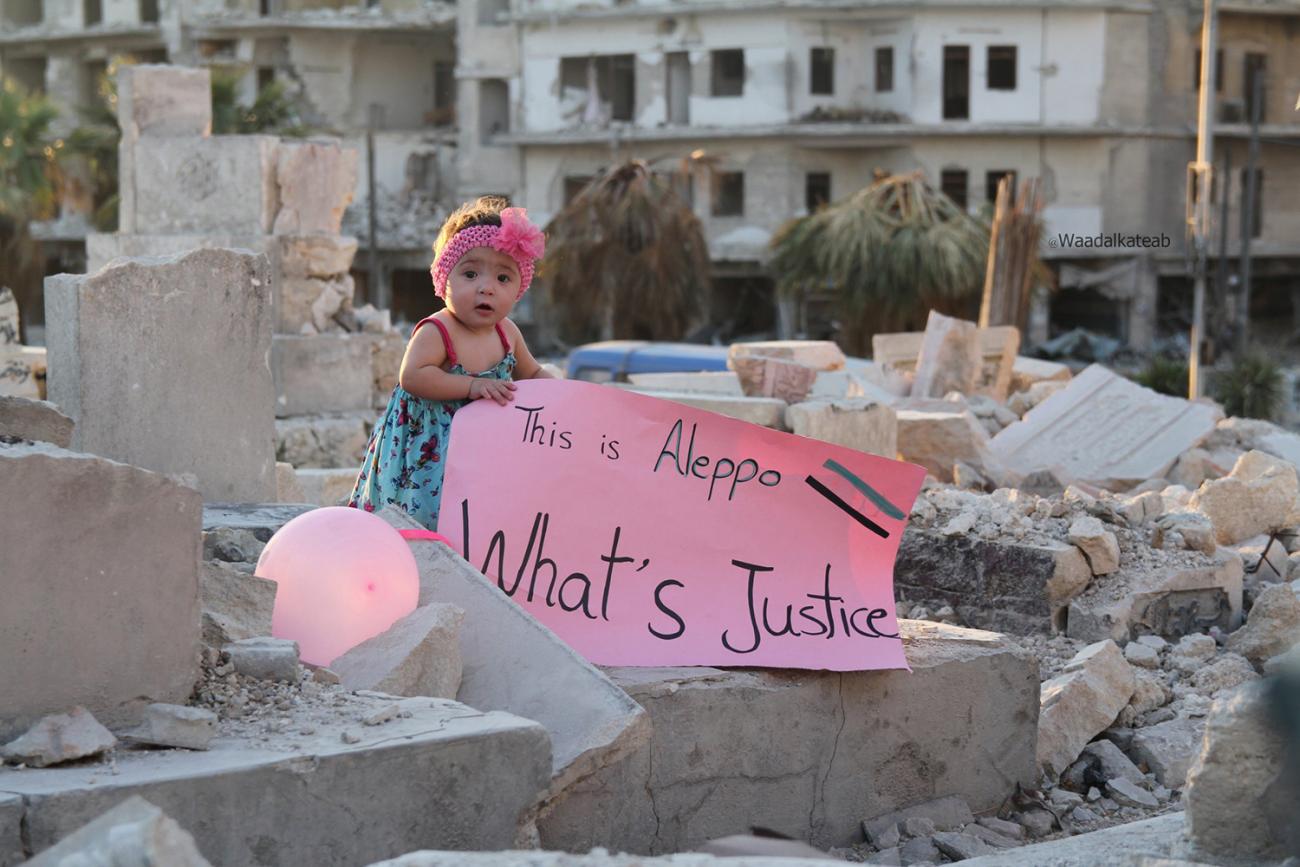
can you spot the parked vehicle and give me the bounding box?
[564,341,730,382]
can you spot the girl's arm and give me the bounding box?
[399,322,517,405]
[503,318,556,380]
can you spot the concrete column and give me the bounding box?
[1126,254,1158,351]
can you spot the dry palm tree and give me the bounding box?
[769,170,990,353]
[542,159,710,343]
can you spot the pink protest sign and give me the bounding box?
[440,380,925,671]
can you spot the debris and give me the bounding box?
[125,704,217,751]
[1,707,116,767]
[976,816,1025,840]
[897,836,941,865]
[1189,450,1299,546]
[1068,516,1121,575]
[862,795,975,841]
[931,830,996,860]
[1104,777,1158,809]
[362,704,400,726]
[1224,583,1300,666]
[785,398,898,458]
[24,796,211,866]
[1015,808,1056,838]
[0,395,73,447]
[1124,642,1160,668]
[912,311,983,398]
[896,408,1002,484]
[200,560,277,649]
[1079,739,1144,785]
[1037,640,1136,776]
[329,603,465,700]
[224,637,301,682]
[730,355,819,403]
[1129,716,1207,788]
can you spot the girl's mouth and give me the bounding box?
[475,303,493,313]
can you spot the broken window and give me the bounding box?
[711,171,744,217]
[558,55,636,125]
[139,0,158,22]
[477,0,509,26]
[987,45,1016,90]
[805,171,830,211]
[875,46,893,93]
[986,169,1017,205]
[810,47,834,96]
[711,49,744,97]
[666,52,691,125]
[431,61,455,127]
[479,78,509,144]
[941,169,968,210]
[1193,48,1223,92]
[943,45,969,119]
[84,0,101,26]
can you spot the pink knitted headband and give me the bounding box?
[430,207,546,300]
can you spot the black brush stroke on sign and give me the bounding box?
[804,475,889,539]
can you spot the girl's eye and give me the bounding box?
[498,274,511,283]
[463,270,476,279]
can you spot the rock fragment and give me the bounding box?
[1225,583,1300,666]
[126,704,217,751]
[329,603,464,699]
[1,706,116,767]
[1068,516,1120,575]
[224,637,300,682]
[1037,640,1136,776]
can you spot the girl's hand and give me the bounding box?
[468,377,517,405]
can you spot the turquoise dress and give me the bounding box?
[348,317,516,531]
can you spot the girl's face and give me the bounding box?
[443,246,521,327]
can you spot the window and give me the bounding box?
[666,52,691,124]
[987,45,1016,90]
[875,46,894,93]
[139,0,159,21]
[1244,53,1267,123]
[712,171,744,216]
[810,47,834,95]
[986,169,1017,204]
[805,172,831,211]
[479,79,509,144]
[943,46,970,120]
[711,49,744,97]
[1193,48,1223,92]
[257,66,275,93]
[432,61,455,127]
[84,0,101,26]
[1242,168,1263,237]
[558,55,636,123]
[564,176,594,205]
[941,169,968,210]
[477,0,510,25]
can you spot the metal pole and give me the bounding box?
[366,104,385,312]
[1238,72,1263,354]
[1188,0,1216,399]
[1215,146,1232,341]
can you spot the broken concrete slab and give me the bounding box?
[279,234,360,279]
[932,830,997,860]
[1066,550,1243,643]
[960,812,1189,866]
[224,637,300,682]
[0,395,73,447]
[911,311,983,398]
[991,365,1221,491]
[1009,356,1072,394]
[116,64,212,139]
[273,334,379,418]
[873,323,1020,401]
[727,339,846,371]
[1080,739,1145,785]
[1224,582,1300,666]
[125,705,217,751]
[377,508,649,801]
[1,440,201,742]
[1,707,117,768]
[730,354,818,402]
[131,135,280,235]
[330,603,464,700]
[539,621,1039,853]
[785,397,897,458]
[1189,450,1299,546]
[3,698,551,866]
[0,793,22,865]
[275,460,307,503]
[1037,640,1136,777]
[621,388,786,430]
[277,412,371,468]
[1068,516,1121,575]
[25,796,211,866]
[278,274,356,334]
[272,139,359,236]
[1130,715,1206,789]
[862,795,975,841]
[1186,681,1292,859]
[895,408,1000,483]
[45,248,276,502]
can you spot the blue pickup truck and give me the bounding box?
[564,341,731,382]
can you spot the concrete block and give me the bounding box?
[538,621,1039,853]
[896,408,999,483]
[727,339,845,371]
[116,64,211,139]
[1066,549,1243,643]
[1037,640,1135,777]
[0,347,42,399]
[279,234,360,278]
[912,311,982,398]
[0,440,201,742]
[621,388,787,430]
[126,705,218,751]
[785,397,897,458]
[0,395,72,446]
[1008,356,1072,395]
[225,637,300,682]
[1129,715,1205,789]
[277,274,355,334]
[3,699,551,866]
[276,459,307,503]
[200,560,276,648]
[330,603,464,699]
[627,371,743,395]
[730,355,818,402]
[862,795,974,840]
[1068,516,1120,575]
[276,412,371,468]
[296,467,360,505]
[85,232,276,273]
[1224,582,1300,666]
[44,248,276,502]
[273,334,375,417]
[272,139,359,236]
[2,707,117,768]
[131,135,279,235]
[0,793,23,866]
[377,508,649,801]
[960,812,1187,866]
[26,796,211,866]
[991,364,1222,491]
[872,324,1019,400]
[1191,450,1299,545]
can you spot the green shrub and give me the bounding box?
[1211,353,1284,421]
[1135,356,1189,397]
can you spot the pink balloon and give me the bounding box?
[256,507,420,666]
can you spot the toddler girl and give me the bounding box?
[348,196,553,529]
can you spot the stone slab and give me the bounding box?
[279,234,360,279]
[784,398,897,458]
[727,340,846,371]
[959,812,1190,866]
[0,347,43,400]
[620,388,787,430]
[626,372,743,395]
[276,412,372,468]
[1,698,551,867]
[895,409,999,483]
[202,503,316,536]
[1009,356,1072,395]
[296,467,360,506]
[378,508,650,802]
[538,621,1039,853]
[116,64,212,139]
[131,135,279,236]
[0,396,73,447]
[273,334,375,417]
[272,139,359,236]
[873,325,1020,400]
[990,365,1221,491]
[45,248,276,502]
[0,793,22,866]
[912,311,983,398]
[26,795,211,866]
[85,232,277,274]
[0,441,201,743]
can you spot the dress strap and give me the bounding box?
[494,322,512,354]
[413,316,458,367]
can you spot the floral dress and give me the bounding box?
[348,317,515,531]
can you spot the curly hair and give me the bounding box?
[432,195,510,262]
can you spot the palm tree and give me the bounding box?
[0,78,61,342]
[210,69,307,136]
[65,64,121,232]
[541,159,710,343]
[768,170,990,353]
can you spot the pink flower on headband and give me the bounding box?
[492,207,546,261]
